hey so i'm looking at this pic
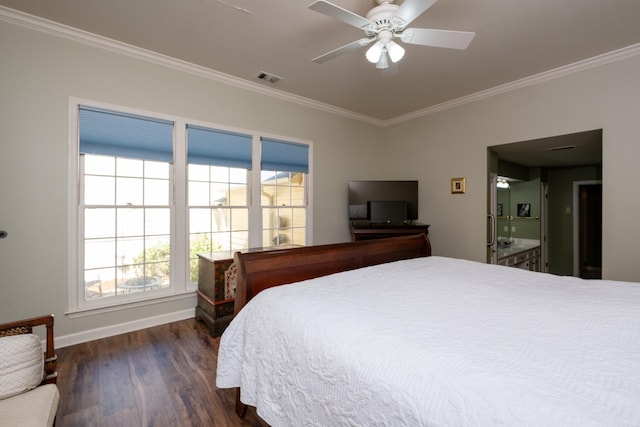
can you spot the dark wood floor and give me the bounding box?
[55,318,269,427]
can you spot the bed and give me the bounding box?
[216,234,640,426]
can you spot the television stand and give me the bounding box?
[350,221,430,241]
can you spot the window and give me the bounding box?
[260,138,309,247]
[187,126,252,285]
[70,101,311,312]
[79,107,174,304]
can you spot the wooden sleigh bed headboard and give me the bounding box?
[232,234,432,315]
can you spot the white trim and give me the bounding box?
[0,6,381,127]
[56,307,195,348]
[387,44,640,126]
[3,6,640,128]
[572,180,602,276]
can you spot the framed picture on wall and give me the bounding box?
[451,177,466,194]
[497,203,503,217]
[517,203,531,217]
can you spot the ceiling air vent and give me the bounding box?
[547,145,576,152]
[256,71,283,84]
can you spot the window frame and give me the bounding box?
[68,98,312,315]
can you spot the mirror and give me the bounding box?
[497,176,541,246]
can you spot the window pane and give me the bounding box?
[85,238,115,269]
[211,232,230,251]
[231,231,248,250]
[116,177,143,205]
[189,181,209,205]
[190,208,211,234]
[292,208,306,228]
[291,227,306,246]
[117,208,144,237]
[145,178,169,205]
[84,267,116,300]
[188,164,209,181]
[261,169,306,247]
[276,183,292,206]
[212,208,230,232]
[229,168,247,184]
[85,208,115,239]
[190,233,212,256]
[145,208,170,236]
[263,229,290,247]
[229,184,247,206]
[117,236,144,267]
[85,175,115,205]
[117,158,143,177]
[262,207,277,229]
[210,183,229,206]
[231,208,248,231]
[145,161,169,179]
[85,155,114,175]
[144,236,170,263]
[210,166,228,182]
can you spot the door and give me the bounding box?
[572,180,602,278]
[578,183,602,278]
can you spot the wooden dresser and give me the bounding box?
[196,245,301,337]
[195,251,236,337]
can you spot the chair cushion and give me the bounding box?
[0,383,59,427]
[0,334,44,400]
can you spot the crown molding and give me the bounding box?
[383,42,640,127]
[0,6,385,127]
[2,6,639,128]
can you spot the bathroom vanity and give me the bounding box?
[497,239,541,271]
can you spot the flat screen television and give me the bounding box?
[368,200,408,223]
[348,180,419,222]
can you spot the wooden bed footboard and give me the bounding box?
[230,234,431,418]
[232,233,431,315]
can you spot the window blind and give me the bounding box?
[187,125,252,169]
[79,107,174,162]
[261,138,309,173]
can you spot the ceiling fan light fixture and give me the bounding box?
[375,49,390,69]
[386,40,405,62]
[365,41,384,63]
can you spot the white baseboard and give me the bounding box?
[55,308,195,348]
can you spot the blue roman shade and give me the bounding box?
[187,125,252,169]
[261,138,309,173]
[79,107,174,162]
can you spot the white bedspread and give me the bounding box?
[216,256,640,426]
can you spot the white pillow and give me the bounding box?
[0,334,44,400]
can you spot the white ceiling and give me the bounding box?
[2,0,640,124]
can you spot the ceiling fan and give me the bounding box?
[309,0,475,69]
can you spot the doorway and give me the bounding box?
[488,129,603,277]
[574,181,602,278]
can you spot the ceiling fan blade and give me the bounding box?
[400,28,475,49]
[308,0,372,30]
[392,0,439,28]
[312,38,373,63]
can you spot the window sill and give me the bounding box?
[66,290,196,319]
